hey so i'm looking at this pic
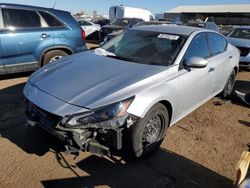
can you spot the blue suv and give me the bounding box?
[0,4,87,75]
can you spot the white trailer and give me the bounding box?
[109,6,154,22]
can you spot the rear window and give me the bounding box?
[39,11,64,27]
[228,28,250,40]
[2,8,41,29]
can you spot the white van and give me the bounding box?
[109,6,154,23]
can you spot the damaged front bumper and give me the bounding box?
[25,99,137,156]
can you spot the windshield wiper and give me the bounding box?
[106,55,133,62]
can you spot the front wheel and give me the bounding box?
[130,103,169,158]
[221,69,236,99]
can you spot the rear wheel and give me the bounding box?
[130,103,169,158]
[221,70,236,99]
[42,50,68,66]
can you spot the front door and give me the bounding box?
[178,33,213,116]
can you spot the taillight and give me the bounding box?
[81,29,86,41]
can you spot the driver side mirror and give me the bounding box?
[186,57,208,68]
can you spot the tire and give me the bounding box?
[130,103,169,158]
[42,50,68,66]
[221,69,236,99]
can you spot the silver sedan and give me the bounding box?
[24,25,239,158]
[228,26,250,69]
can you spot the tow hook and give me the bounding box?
[88,141,111,156]
[65,145,80,156]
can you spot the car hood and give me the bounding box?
[28,51,167,109]
[228,37,250,48]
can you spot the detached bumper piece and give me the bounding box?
[25,99,128,156]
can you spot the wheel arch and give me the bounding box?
[158,100,173,126]
[128,97,175,127]
[39,46,74,66]
[234,66,238,75]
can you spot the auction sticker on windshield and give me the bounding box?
[158,34,179,40]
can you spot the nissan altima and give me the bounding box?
[24,25,239,158]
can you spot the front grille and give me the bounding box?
[237,46,250,57]
[26,100,61,129]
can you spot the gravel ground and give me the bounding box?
[0,45,249,187]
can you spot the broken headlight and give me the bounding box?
[63,97,134,128]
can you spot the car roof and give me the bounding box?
[132,25,202,36]
[0,3,67,13]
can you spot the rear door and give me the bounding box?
[207,32,232,94]
[1,8,54,73]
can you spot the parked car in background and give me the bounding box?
[135,20,181,26]
[99,17,143,42]
[93,18,110,27]
[185,21,219,32]
[0,3,87,75]
[219,25,238,36]
[24,25,239,158]
[228,26,250,69]
[109,5,154,23]
[77,19,101,40]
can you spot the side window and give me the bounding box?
[78,20,91,26]
[207,33,227,56]
[184,33,209,63]
[2,8,41,28]
[39,11,63,27]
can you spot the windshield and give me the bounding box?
[111,19,130,26]
[228,28,250,40]
[101,30,186,66]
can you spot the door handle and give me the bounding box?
[40,33,50,39]
[229,56,233,59]
[208,67,215,72]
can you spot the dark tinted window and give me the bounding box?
[207,33,227,55]
[2,8,41,28]
[185,33,209,62]
[39,11,63,27]
[112,18,130,26]
[94,19,110,26]
[228,28,250,40]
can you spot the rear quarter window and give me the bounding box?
[39,11,64,27]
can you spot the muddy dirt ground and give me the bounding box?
[0,45,249,187]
